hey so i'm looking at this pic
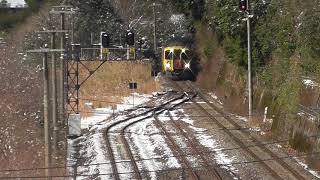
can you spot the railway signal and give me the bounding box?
[101,32,110,48]
[100,32,110,59]
[126,30,135,46]
[239,0,252,120]
[239,0,248,12]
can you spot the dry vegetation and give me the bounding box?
[0,3,54,174]
[195,24,248,115]
[78,61,160,116]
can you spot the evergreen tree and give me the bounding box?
[0,0,8,8]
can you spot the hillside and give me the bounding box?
[0,0,61,172]
[171,0,320,167]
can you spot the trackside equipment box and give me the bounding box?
[68,114,81,137]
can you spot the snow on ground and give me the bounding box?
[68,93,152,179]
[234,115,248,122]
[297,111,318,122]
[208,92,224,105]
[171,109,239,178]
[68,92,239,179]
[81,93,151,130]
[128,118,181,180]
[79,133,112,177]
[293,157,320,179]
[303,79,319,88]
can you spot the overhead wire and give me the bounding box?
[0,132,319,174]
[0,151,319,179]
[7,90,317,177]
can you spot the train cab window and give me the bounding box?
[181,50,191,60]
[173,49,182,60]
[165,50,171,59]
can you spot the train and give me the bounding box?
[161,37,197,80]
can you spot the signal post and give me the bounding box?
[239,0,252,120]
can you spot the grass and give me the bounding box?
[78,61,160,116]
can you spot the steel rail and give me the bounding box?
[118,93,195,179]
[167,111,224,179]
[104,93,185,179]
[153,114,200,180]
[173,81,284,179]
[185,81,307,180]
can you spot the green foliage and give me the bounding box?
[170,0,320,150]
[299,47,320,76]
[299,11,320,56]
[25,0,41,12]
[289,131,312,152]
[68,0,122,45]
[0,0,8,8]
[203,38,215,59]
[224,35,246,67]
[0,0,44,32]
[205,0,270,69]
[0,10,30,30]
[269,57,302,134]
[168,0,205,20]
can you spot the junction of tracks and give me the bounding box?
[68,78,317,180]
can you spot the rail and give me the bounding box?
[177,81,308,180]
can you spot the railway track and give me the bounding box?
[105,93,195,179]
[153,114,200,180]
[299,104,319,119]
[173,80,307,180]
[166,110,223,179]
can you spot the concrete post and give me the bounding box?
[51,32,58,156]
[60,13,66,126]
[43,51,51,179]
[247,0,252,121]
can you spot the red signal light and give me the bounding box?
[239,0,247,12]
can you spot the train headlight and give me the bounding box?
[165,62,171,69]
[184,63,190,69]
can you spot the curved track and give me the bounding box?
[104,93,187,179]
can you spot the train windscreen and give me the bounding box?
[165,50,171,59]
[181,50,191,60]
[173,49,182,60]
[165,48,190,60]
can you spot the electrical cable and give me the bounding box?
[1,151,319,179]
[0,133,319,174]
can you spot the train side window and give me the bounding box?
[181,50,191,60]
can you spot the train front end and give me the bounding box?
[162,46,192,78]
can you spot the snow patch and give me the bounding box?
[303,79,319,88]
[128,118,181,180]
[235,115,248,122]
[208,92,223,105]
[171,109,239,177]
[81,93,151,129]
[293,157,320,179]
[68,93,152,179]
